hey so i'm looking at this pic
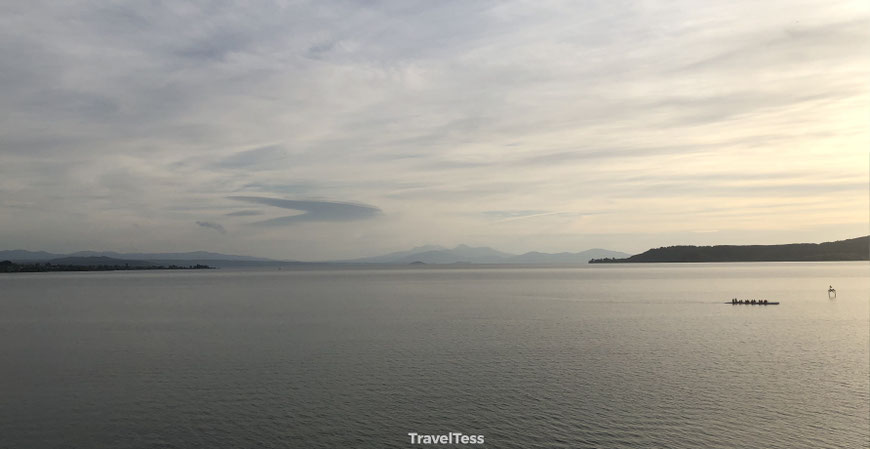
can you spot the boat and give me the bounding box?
[725,299,779,305]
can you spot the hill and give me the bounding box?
[590,236,869,263]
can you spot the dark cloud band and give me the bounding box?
[196,221,226,234]
[228,196,381,225]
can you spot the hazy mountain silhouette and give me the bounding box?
[507,249,630,264]
[0,250,65,261]
[46,256,156,267]
[344,244,510,264]
[346,245,448,263]
[0,250,276,267]
[341,245,629,264]
[68,251,272,261]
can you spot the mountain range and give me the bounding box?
[340,245,630,264]
[0,250,278,268]
[0,246,630,266]
[4,236,865,266]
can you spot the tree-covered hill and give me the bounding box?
[590,236,869,263]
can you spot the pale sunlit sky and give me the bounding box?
[1,0,868,260]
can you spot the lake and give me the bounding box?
[1,262,868,448]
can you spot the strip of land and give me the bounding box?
[0,257,213,273]
[589,236,869,263]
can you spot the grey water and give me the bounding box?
[1,262,868,448]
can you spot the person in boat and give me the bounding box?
[763,299,768,304]
[751,299,756,304]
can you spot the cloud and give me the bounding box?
[483,210,549,219]
[225,210,263,217]
[213,145,287,170]
[196,221,226,234]
[489,211,571,223]
[228,196,382,226]
[239,182,315,195]
[0,1,867,259]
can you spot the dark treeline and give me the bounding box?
[590,236,869,263]
[0,260,213,273]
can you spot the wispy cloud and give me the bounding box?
[483,210,549,219]
[0,1,866,258]
[196,221,226,234]
[488,211,572,223]
[228,196,382,226]
[225,210,263,217]
[213,145,287,170]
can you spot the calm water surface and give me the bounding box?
[2,263,868,448]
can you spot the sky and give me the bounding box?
[1,0,868,260]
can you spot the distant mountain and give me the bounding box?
[46,256,156,267]
[340,245,629,265]
[344,244,512,264]
[590,236,869,263]
[0,249,277,267]
[68,251,272,262]
[397,245,513,264]
[0,250,65,261]
[507,249,630,264]
[2,246,633,267]
[345,245,448,264]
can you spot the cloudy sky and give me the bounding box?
[1,0,868,260]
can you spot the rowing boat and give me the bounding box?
[725,301,779,305]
